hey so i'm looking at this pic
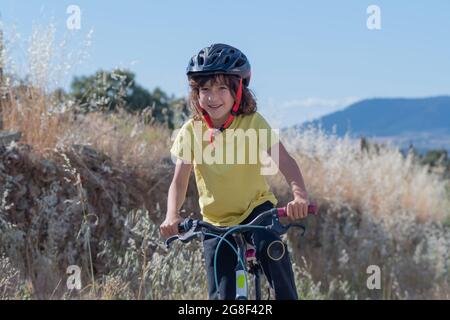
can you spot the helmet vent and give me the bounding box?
[235,58,245,67]
[223,56,230,64]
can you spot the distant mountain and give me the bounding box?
[297,96,450,152]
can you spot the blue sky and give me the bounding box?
[1,0,450,127]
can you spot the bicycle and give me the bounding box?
[165,203,318,300]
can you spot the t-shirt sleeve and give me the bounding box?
[170,121,194,163]
[255,113,280,152]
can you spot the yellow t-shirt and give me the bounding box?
[170,111,280,226]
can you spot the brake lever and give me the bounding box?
[266,213,289,235]
[165,231,203,248]
[165,235,179,249]
[179,231,202,243]
[178,219,199,240]
[165,219,201,249]
[266,214,306,236]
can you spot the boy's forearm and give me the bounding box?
[166,182,186,218]
[280,155,308,199]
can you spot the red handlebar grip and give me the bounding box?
[277,203,317,217]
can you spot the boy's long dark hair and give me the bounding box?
[188,74,257,121]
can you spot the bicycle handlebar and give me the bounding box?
[165,203,318,248]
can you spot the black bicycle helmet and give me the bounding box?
[186,43,251,86]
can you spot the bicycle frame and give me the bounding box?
[246,248,264,300]
[235,235,265,300]
[234,233,249,300]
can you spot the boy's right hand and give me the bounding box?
[160,214,184,238]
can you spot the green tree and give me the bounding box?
[70,69,189,128]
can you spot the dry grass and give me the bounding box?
[280,126,449,222]
[1,85,72,152]
[2,109,448,299]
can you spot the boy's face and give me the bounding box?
[198,80,234,124]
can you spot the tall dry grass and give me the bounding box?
[281,125,449,222]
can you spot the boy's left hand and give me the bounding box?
[286,196,309,220]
